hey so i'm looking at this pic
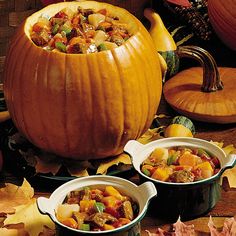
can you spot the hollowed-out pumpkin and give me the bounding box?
[3,1,162,159]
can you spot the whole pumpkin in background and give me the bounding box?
[208,0,236,51]
[3,1,162,160]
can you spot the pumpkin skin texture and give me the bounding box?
[208,0,236,50]
[163,67,236,124]
[3,1,162,160]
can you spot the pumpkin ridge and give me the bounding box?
[110,48,131,153]
[126,37,151,138]
[62,53,70,154]
[36,51,50,151]
[17,41,35,143]
[109,49,125,154]
[86,54,96,156]
[124,43,144,139]
[132,33,154,129]
[89,53,107,156]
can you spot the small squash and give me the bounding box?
[164,46,236,123]
[164,116,195,138]
[3,1,162,160]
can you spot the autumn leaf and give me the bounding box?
[34,153,62,175]
[211,141,236,188]
[96,153,132,175]
[0,179,34,214]
[4,199,55,236]
[137,128,164,144]
[64,160,92,177]
[0,223,28,236]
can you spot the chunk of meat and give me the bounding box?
[169,170,194,183]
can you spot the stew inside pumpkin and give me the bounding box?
[56,186,138,231]
[30,7,132,53]
[141,146,221,183]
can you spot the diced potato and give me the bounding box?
[93,30,108,46]
[88,13,106,28]
[101,41,118,50]
[56,203,80,220]
[104,186,124,200]
[149,148,169,163]
[61,7,75,19]
[178,152,198,167]
[195,161,214,179]
[151,167,172,181]
[101,196,121,208]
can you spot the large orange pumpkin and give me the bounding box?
[3,1,162,160]
[208,0,236,50]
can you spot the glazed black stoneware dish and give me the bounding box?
[124,137,236,221]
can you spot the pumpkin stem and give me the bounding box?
[177,45,223,92]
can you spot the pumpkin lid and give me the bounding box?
[163,46,236,124]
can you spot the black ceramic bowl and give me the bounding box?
[124,137,236,221]
[37,175,157,236]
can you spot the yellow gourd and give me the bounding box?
[144,8,177,51]
[144,8,179,79]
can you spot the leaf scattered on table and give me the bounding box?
[96,153,132,175]
[34,153,62,175]
[0,178,34,214]
[208,216,236,235]
[138,128,164,144]
[145,216,236,236]
[65,160,92,177]
[210,141,236,188]
[0,227,24,236]
[4,199,55,236]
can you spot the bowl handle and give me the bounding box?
[124,140,145,157]
[37,197,53,216]
[221,154,236,172]
[137,181,157,202]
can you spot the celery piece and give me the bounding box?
[142,168,150,176]
[60,26,72,35]
[167,153,178,165]
[80,223,90,231]
[52,24,59,35]
[98,43,107,51]
[55,42,66,52]
[94,202,105,213]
